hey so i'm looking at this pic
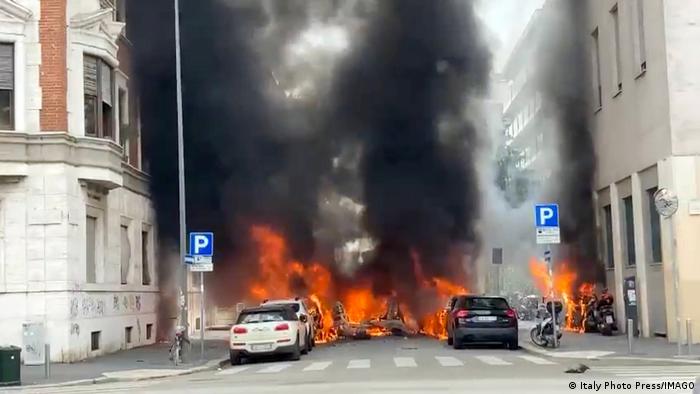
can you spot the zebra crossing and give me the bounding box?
[215,354,557,375]
[590,365,700,385]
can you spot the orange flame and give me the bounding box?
[528,257,596,333]
[245,225,467,342]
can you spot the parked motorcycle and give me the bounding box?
[530,300,564,348]
[597,304,615,336]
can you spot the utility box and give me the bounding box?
[0,346,21,386]
[22,322,45,365]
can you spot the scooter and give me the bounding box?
[530,301,564,348]
[597,304,615,336]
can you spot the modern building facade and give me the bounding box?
[588,0,700,343]
[499,8,551,207]
[0,0,158,362]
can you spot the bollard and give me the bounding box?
[627,319,634,354]
[687,319,693,355]
[44,344,50,378]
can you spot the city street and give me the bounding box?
[13,335,699,394]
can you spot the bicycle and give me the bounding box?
[169,325,189,365]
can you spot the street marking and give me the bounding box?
[303,361,333,371]
[216,366,250,375]
[435,356,463,367]
[475,356,512,366]
[393,357,417,368]
[518,355,556,365]
[257,363,292,373]
[347,359,371,369]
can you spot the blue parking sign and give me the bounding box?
[189,232,214,256]
[534,204,559,228]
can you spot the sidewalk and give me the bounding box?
[518,321,700,362]
[14,331,229,388]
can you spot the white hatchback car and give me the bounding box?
[229,305,309,365]
[261,298,316,349]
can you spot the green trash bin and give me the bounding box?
[0,346,21,386]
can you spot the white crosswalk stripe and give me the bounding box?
[216,366,250,375]
[517,355,556,365]
[435,356,464,367]
[257,363,292,373]
[590,366,700,384]
[475,356,512,366]
[347,359,371,369]
[393,357,418,368]
[303,361,333,371]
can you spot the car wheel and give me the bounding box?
[447,335,453,346]
[508,338,519,350]
[290,336,301,361]
[452,337,463,350]
[301,335,309,355]
[230,350,242,366]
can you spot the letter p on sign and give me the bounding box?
[534,204,559,227]
[189,232,214,256]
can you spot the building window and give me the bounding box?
[146,324,153,340]
[610,4,623,93]
[120,224,130,284]
[115,0,127,23]
[91,331,101,351]
[591,28,602,109]
[0,43,14,130]
[623,196,636,266]
[647,187,662,263]
[142,230,151,285]
[632,0,647,73]
[125,326,133,344]
[84,56,114,139]
[86,215,97,283]
[603,205,614,268]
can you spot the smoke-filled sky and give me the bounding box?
[130,0,599,311]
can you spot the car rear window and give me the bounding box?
[237,309,295,324]
[270,302,300,313]
[458,297,509,310]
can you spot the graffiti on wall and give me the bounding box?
[70,323,80,336]
[69,293,149,319]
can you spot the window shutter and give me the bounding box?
[84,56,98,96]
[0,44,14,90]
[100,61,112,106]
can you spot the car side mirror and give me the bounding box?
[300,314,308,323]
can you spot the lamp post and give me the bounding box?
[174,0,188,337]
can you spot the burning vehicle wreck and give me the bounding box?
[331,298,414,340]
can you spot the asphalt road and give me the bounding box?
[15,336,700,394]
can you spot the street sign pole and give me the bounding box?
[200,271,205,360]
[653,189,680,355]
[545,248,557,348]
[535,204,560,348]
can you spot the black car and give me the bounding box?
[445,295,518,350]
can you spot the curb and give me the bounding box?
[5,358,229,391]
[519,341,700,364]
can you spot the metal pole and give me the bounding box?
[687,319,692,355]
[44,344,50,378]
[669,217,681,356]
[200,272,205,360]
[627,319,634,354]
[546,246,558,348]
[174,0,188,337]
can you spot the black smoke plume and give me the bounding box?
[328,0,491,308]
[536,1,603,283]
[130,0,336,306]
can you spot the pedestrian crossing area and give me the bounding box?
[215,354,557,375]
[590,365,700,384]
